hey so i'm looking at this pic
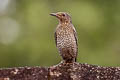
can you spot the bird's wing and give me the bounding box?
[72,25,78,62]
[54,31,57,46]
[72,25,78,47]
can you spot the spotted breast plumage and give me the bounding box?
[50,12,78,63]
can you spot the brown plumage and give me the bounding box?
[50,12,78,63]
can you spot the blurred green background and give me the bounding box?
[0,0,120,68]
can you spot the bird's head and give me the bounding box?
[50,12,72,24]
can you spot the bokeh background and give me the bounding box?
[0,0,120,68]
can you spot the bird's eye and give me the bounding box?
[62,14,65,17]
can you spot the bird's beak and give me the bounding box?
[50,13,57,16]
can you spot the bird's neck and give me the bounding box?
[59,19,72,25]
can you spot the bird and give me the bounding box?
[50,12,78,63]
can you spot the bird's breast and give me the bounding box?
[56,27,76,49]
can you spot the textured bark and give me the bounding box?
[0,62,120,80]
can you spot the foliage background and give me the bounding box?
[0,0,120,67]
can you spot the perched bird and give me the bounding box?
[50,12,78,63]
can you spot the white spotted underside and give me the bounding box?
[55,24,77,61]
